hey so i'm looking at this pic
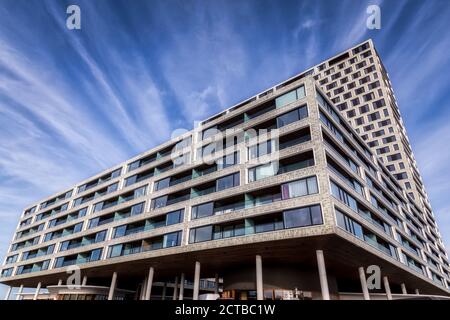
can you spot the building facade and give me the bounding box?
[1,40,449,300]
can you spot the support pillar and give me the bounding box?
[82,276,87,286]
[173,276,178,300]
[16,285,23,300]
[401,283,407,295]
[108,272,117,300]
[33,282,42,301]
[193,261,201,300]
[383,276,392,300]
[316,250,330,300]
[214,273,219,294]
[144,267,154,300]
[141,277,147,300]
[179,273,185,300]
[4,286,12,300]
[162,282,167,300]
[57,279,62,286]
[358,267,370,300]
[415,289,420,295]
[256,255,263,301]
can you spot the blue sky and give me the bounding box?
[1,0,450,296]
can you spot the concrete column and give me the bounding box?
[179,273,185,300]
[401,283,407,295]
[33,282,42,301]
[4,286,12,300]
[16,285,23,300]
[57,279,63,286]
[316,250,330,300]
[358,267,370,300]
[415,289,420,295]
[144,267,154,300]
[256,255,264,301]
[214,273,219,294]
[173,276,179,300]
[162,282,167,300]
[383,276,392,300]
[193,261,201,300]
[134,284,141,301]
[82,276,87,286]
[140,277,147,300]
[108,272,117,300]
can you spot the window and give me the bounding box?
[90,248,102,262]
[109,244,122,258]
[107,183,118,193]
[217,152,239,169]
[192,202,214,219]
[335,209,364,239]
[284,205,323,228]
[134,186,146,198]
[163,232,181,248]
[216,173,240,192]
[47,244,55,255]
[331,181,358,212]
[189,225,213,243]
[60,241,70,252]
[152,195,168,209]
[275,86,305,108]
[248,140,273,160]
[281,176,318,199]
[73,222,83,233]
[131,202,144,215]
[93,202,103,213]
[95,230,107,242]
[113,225,127,238]
[154,177,170,191]
[276,106,308,128]
[248,162,277,182]
[166,209,183,225]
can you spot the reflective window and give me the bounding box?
[276,106,308,128]
[281,176,318,199]
[192,202,214,219]
[283,205,323,228]
[189,225,213,243]
[216,173,240,192]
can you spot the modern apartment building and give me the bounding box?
[1,40,449,301]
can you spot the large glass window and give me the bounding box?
[113,225,127,238]
[281,176,318,199]
[95,230,107,243]
[129,202,144,216]
[154,177,170,191]
[283,205,323,228]
[152,195,168,209]
[248,162,277,182]
[109,244,123,258]
[275,86,306,108]
[217,152,239,170]
[216,173,240,192]
[189,225,213,243]
[166,209,183,225]
[276,106,308,128]
[90,248,102,261]
[134,186,147,198]
[192,202,214,219]
[73,222,83,233]
[331,181,358,212]
[335,209,364,239]
[163,232,181,248]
